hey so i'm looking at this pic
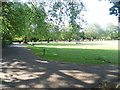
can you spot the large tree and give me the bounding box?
[47,0,86,41]
[2,2,32,41]
[109,0,120,22]
[84,23,105,40]
[105,23,119,39]
[1,0,87,43]
[2,1,47,43]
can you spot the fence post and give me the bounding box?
[43,48,45,56]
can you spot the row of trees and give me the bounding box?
[1,0,119,44]
[84,23,118,40]
[1,0,86,43]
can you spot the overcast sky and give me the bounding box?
[82,0,118,27]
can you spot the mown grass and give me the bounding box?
[25,41,118,65]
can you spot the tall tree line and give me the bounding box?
[1,0,119,44]
[1,0,86,43]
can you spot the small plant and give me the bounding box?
[96,80,120,88]
[95,57,111,63]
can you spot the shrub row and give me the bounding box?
[2,40,12,47]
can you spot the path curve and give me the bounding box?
[1,44,119,88]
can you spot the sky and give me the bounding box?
[82,0,118,27]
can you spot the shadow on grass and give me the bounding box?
[1,45,119,88]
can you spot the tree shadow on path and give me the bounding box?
[1,44,119,88]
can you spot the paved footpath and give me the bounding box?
[1,44,119,88]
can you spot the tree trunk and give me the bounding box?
[23,37,28,44]
[69,39,71,42]
[47,38,50,43]
[41,40,42,44]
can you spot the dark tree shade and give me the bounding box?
[109,1,120,22]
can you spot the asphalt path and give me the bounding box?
[1,44,119,88]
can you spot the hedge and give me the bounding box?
[2,40,12,47]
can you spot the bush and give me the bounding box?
[96,79,120,88]
[2,40,12,47]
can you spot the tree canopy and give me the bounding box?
[1,0,119,44]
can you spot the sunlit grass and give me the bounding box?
[25,41,118,65]
[33,41,118,50]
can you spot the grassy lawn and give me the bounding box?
[25,41,118,65]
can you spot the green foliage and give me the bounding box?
[84,23,105,39]
[84,23,119,40]
[43,23,61,42]
[104,23,119,40]
[2,1,47,42]
[2,1,118,42]
[2,2,32,40]
[109,1,120,22]
[2,40,12,47]
[47,1,86,41]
